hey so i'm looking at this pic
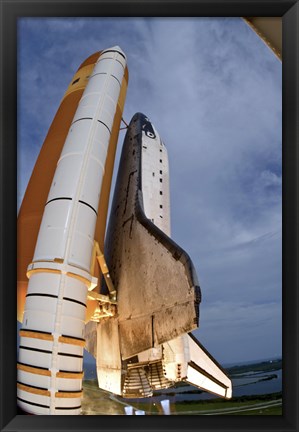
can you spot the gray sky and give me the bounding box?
[18,17,282,364]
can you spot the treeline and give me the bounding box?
[226,359,282,375]
[177,392,282,405]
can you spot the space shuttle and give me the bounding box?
[17,46,232,415]
[85,111,232,401]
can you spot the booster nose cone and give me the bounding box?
[102,46,126,59]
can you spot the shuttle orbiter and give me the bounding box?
[85,113,232,400]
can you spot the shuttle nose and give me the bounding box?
[129,113,157,140]
[137,112,149,122]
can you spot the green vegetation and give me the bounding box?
[173,391,282,405]
[229,405,282,415]
[121,392,282,416]
[82,382,282,415]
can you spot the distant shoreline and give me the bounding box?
[222,357,282,369]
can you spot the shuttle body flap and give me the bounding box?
[186,333,232,398]
[164,334,232,399]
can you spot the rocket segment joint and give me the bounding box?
[17,383,51,397]
[58,335,86,347]
[17,363,84,380]
[56,371,84,379]
[19,329,54,341]
[27,261,98,289]
[17,362,52,377]
[55,391,83,398]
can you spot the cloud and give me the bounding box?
[194,300,282,363]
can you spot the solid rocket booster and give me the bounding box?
[17,50,128,323]
[17,47,127,415]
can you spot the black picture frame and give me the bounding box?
[1,1,298,431]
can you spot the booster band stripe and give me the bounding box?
[17,383,51,397]
[19,346,52,354]
[63,296,87,308]
[19,332,54,342]
[26,293,58,299]
[78,200,98,216]
[45,197,72,206]
[55,391,83,398]
[17,396,50,409]
[17,363,51,376]
[58,335,85,347]
[57,352,84,358]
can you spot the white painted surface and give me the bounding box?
[141,119,171,235]
[160,399,171,415]
[187,335,232,398]
[163,334,190,381]
[124,406,134,415]
[136,117,171,365]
